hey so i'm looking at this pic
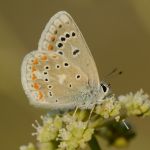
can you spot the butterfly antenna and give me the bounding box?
[122,119,129,130]
[103,68,123,82]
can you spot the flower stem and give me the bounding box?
[89,135,102,150]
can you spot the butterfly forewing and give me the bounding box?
[38,11,100,87]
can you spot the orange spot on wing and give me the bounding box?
[41,55,48,61]
[33,58,38,65]
[38,91,43,100]
[32,66,36,72]
[51,35,56,42]
[48,44,53,51]
[33,83,40,90]
[32,74,37,80]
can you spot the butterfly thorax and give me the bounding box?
[73,85,104,109]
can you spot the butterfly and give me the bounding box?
[21,11,110,110]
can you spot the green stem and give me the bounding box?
[89,135,102,150]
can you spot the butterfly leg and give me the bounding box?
[88,105,95,121]
[122,119,129,130]
[73,106,79,117]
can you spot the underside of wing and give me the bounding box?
[21,50,90,109]
[38,11,100,87]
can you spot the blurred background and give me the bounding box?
[0,0,150,149]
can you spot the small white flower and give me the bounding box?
[95,96,121,119]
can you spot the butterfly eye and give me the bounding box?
[100,83,107,93]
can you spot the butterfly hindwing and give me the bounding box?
[21,50,89,109]
[38,11,100,87]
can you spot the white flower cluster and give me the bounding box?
[20,90,150,150]
[119,89,150,116]
[57,114,94,150]
[95,96,121,119]
[34,115,63,142]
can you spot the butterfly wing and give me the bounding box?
[21,11,102,109]
[38,11,100,86]
[21,50,90,109]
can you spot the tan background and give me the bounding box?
[0,0,150,149]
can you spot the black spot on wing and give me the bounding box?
[73,49,80,55]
